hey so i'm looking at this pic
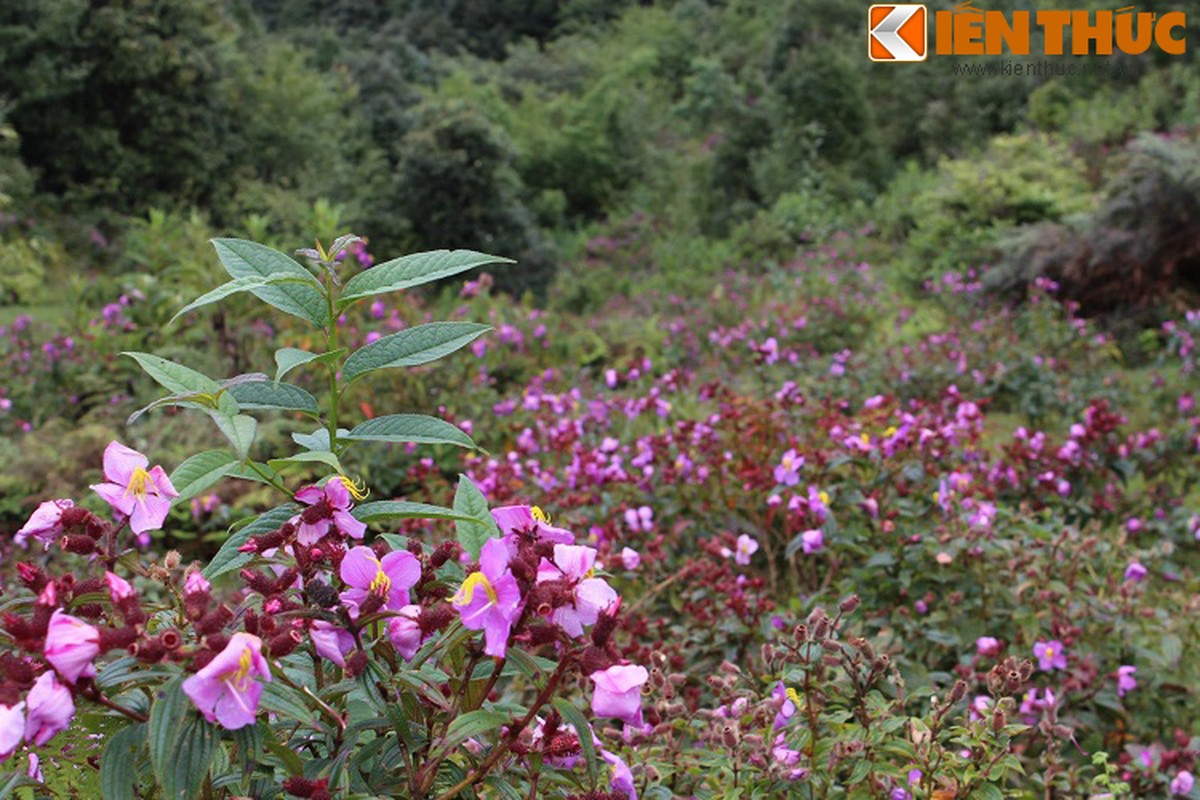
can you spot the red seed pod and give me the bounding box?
[61,534,96,555]
[268,629,303,658]
[16,564,48,593]
[194,605,233,636]
[98,626,137,652]
[430,541,461,569]
[417,604,455,636]
[160,629,183,651]
[345,650,368,678]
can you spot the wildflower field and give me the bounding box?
[1,1,1199,798]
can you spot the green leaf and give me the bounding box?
[444,709,511,750]
[970,784,1004,800]
[340,249,514,304]
[100,723,146,800]
[274,347,344,383]
[204,504,298,580]
[267,450,343,473]
[227,381,319,415]
[343,414,476,450]
[209,413,257,460]
[552,698,598,786]
[124,352,221,395]
[351,500,471,524]
[169,275,320,324]
[341,322,491,383]
[453,474,500,559]
[169,451,237,504]
[162,715,218,800]
[148,678,187,783]
[211,239,327,327]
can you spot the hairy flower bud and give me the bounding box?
[838,594,860,613]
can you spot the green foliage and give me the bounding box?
[884,133,1095,285]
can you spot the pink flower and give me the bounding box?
[24,672,74,746]
[733,534,758,565]
[338,546,421,618]
[772,682,797,729]
[976,636,1001,658]
[774,449,803,486]
[105,571,136,603]
[182,633,271,730]
[1116,665,1137,697]
[292,479,366,545]
[1033,639,1067,672]
[601,748,637,799]
[15,500,74,548]
[89,441,177,534]
[310,621,354,668]
[0,702,24,762]
[1172,771,1194,796]
[536,544,618,637]
[623,506,653,533]
[44,610,100,684]
[620,547,640,570]
[492,505,575,548]
[451,537,523,657]
[590,664,649,726]
[387,605,426,661]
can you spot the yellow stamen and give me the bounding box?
[531,505,550,524]
[453,572,498,607]
[786,687,802,707]
[1044,648,1054,659]
[124,467,153,500]
[369,568,391,594]
[338,475,370,501]
[819,491,830,505]
[884,426,898,437]
[227,647,255,690]
[860,433,870,445]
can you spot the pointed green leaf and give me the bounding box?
[444,709,511,750]
[227,381,319,415]
[162,714,218,800]
[169,275,320,324]
[124,352,221,395]
[352,501,473,524]
[341,322,491,383]
[209,413,257,460]
[100,723,145,800]
[340,249,514,304]
[211,239,328,328]
[267,451,343,473]
[274,347,345,383]
[343,414,476,449]
[169,451,237,504]
[453,475,500,559]
[204,504,298,579]
[148,678,187,783]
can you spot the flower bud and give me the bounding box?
[838,594,860,613]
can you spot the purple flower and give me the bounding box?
[1172,771,1195,796]
[774,449,803,487]
[310,621,354,668]
[772,682,797,729]
[800,529,824,554]
[182,633,271,729]
[14,499,74,548]
[387,605,426,661]
[451,537,523,657]
[0,702,24,762]
[292,479,366,545]
[1124,562,1148,582]
[1033,639,1067,672]
[338,546,421,618]
[536,544,618,637]
[44,610,100,684]
[24,672,74,746]
[590,664,648,726]
[601,748,637,799]
[90,441,178,534]
[623,505,653,532]
[1116,665,1137,697]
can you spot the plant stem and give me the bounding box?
[325,271,340,447]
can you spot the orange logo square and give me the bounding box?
[868,4,927,61]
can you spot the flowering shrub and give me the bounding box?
[2,233,1198,798]
[0,236,655,798]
